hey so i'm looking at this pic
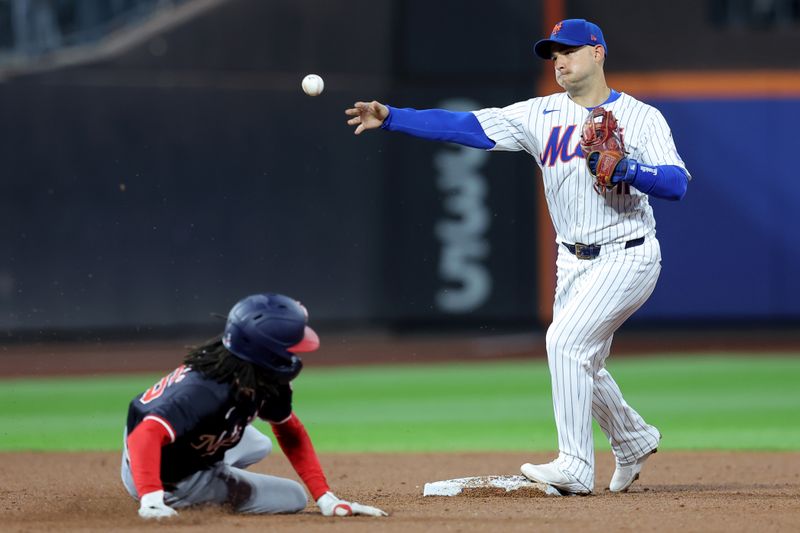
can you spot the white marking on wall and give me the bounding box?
[434,98,491,313]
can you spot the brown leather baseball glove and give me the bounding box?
[580,107,626,192]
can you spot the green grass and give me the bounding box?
[0,354,798,452]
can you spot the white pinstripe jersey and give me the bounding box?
[473,92,689,245]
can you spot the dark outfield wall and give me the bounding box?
[0,0,542,334]
[2,0,798,336]
[568,0,800,71]
[0,0,394,332]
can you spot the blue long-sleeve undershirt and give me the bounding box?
[622,161,689,201]
[380,105,689,200]
[380,106,495,149]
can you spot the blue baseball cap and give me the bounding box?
[534,19,607,59]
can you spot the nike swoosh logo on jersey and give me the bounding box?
[542,109,559,115]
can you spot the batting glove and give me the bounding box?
[316,491,388,517]
[138,490,178,519]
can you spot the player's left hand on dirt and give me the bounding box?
[138,490,178,519]
[580,106,627,192]
[316,491,388,517]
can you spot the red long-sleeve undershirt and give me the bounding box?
[126,413,330,501]
[126,417,173,496]
[270,413,330,500]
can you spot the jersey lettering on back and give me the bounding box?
[140,365,191,404]
[127,366,293,483]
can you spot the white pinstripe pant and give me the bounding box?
[545,236,662,491]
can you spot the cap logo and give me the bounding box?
[590,34,597,42]
[551,22,563,35]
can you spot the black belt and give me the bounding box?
[562,237,645,260]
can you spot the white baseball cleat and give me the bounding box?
[609,449,657,492]
[520,461,591,495]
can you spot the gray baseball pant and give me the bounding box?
[121,424,307,514]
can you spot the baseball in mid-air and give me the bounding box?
[301,74,324,96]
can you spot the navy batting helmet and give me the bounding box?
[222,293,320,383]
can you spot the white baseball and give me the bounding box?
[301,74,324,96]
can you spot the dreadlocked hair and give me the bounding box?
[184,335,280,398]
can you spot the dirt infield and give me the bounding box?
[2,332,799,531]
[1,450,799,532]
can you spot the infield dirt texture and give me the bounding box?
[1,332,799,532]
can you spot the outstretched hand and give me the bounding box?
[316,491,388,517]
[345,101,389,134]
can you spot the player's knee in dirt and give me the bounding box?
[230,474,308,514]
[283,480,308,513]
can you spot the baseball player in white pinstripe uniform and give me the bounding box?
[345,18,689,495]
